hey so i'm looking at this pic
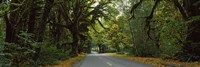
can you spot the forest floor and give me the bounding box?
[107,53,200,67]
[47,54,86,67]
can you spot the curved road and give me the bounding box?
[73,54,155,67]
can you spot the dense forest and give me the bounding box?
[0,0,200,67]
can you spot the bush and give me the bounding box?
[0,32,71,67]
[36,45,70,66]
[0,31,11,67]
[159,20,185,59]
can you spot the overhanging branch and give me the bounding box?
[97,19,107,29]
[90,24,100,34]
[172,0,188,20]
[59,4,73,24]
[145,0,161,39]
[130,0,144,19]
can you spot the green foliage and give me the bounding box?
[2,32,71,66]
[36,45,70,66]
[128,0,159,57]
[0,3,9,16]
[3,32,36,66]
[0,31,10,67]
[159,21,186,59]
[186,15,200,24]
[0,31,4,51]
[129,17,158,57]
[153,1,187,59]
[129,0,189,59]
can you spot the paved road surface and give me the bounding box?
[73,54,155,67]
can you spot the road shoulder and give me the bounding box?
[106,53,200,67]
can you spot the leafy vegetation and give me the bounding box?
[0,0,200,67]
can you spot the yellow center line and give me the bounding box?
[106,62,112,66]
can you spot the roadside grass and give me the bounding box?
[47,54,86,67]
[107,53,200,67]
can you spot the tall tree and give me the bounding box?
[130,0,200,60]
[53,0,111,56]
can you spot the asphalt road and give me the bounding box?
[73,54,155,67]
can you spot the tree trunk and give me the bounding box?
[78,40,84,53]
[4,15,14,43]
[27,0,37,34]
[98,44,102,53]
[36,0,54,42]
[69,24,79,57]
[71,32,79,57]
[33,0,54,62]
